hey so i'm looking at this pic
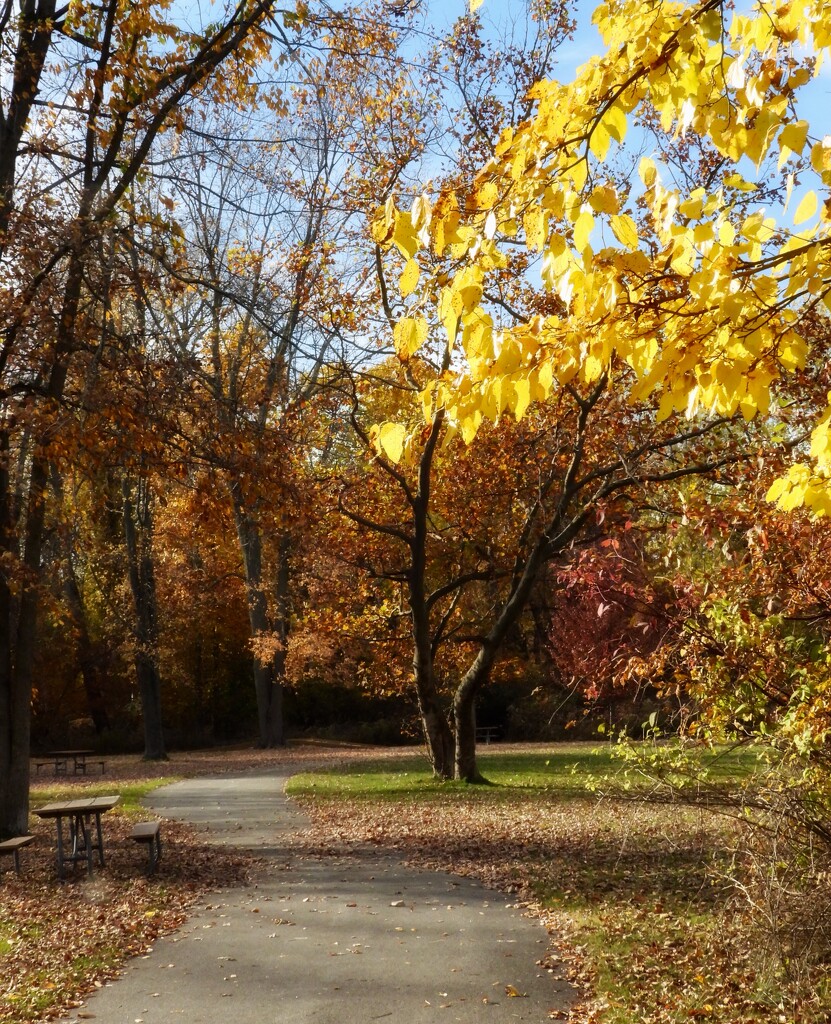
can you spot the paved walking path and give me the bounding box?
[61,771,574,1024]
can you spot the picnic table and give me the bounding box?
[34,795,120,877]
[475,725,500,744]
[37,750,104,776]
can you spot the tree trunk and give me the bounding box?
[123,478,166,760]
[405,420,456,779]
[232,497,284,748]
[453,686,481,783]
[270,531,291,736]
[0,432,28,838]
[412,628,454,779]
[0,450,50,835]
[453,643,497,782]
[51,468,110,734]
[63,569,111,734]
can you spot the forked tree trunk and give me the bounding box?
[452,538,552,781]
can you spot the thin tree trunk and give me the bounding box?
[63,569,111,734]
[270,530,291,732]
[412,608,454,779]
[0,429,26,838]
[123,478,166,760]
[232,496,284,748]
[51,468,110,733]
[407,441,455,777]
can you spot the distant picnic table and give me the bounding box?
[36,750,105,776]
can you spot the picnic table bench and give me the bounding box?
[131,821,163,876]
[0,835,34,877]
[475,726,501,744]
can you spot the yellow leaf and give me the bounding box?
[484,209,497,239]
[724,172,758,192]
[573,209,594,252]
[477,180,498,209]
[639,157,657,188]
[462,312,494,368]
[399,259,420,298]
[377,422,406,463]
[609,214,638,250]
[392,215,420,260]
[718,220,736,246]
[461,412,481,444]
[393,316,428,359]
[523,205,548,250]
[589,123,611,161]
[780,481,808,512]
[765,477,788,504]
[513,378,531,420]
[589,185,619,215]
[603,104,627,144]
[469,0,484,10]
[371,195,396,245]
[793,190,818,225]
[420,381,437,421]
[439,285,463,348]
[780,120,809,156]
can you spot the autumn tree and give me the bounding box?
[0,0,291,836]
[316,344,750,780]
[395,0,831,494]
[360,0,831,778]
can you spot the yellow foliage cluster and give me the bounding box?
[378,0,831,512]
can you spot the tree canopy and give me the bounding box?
[378,0,831,511]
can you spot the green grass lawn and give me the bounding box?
[286,740,763,800]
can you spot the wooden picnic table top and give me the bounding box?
[46,749,96,758]
[34,795,120,817]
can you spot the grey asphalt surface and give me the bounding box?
[61,772,574,1024]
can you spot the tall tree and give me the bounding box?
[130,1,445,746]
[0,0,287,836]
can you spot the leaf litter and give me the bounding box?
[292,780,829,1024]
[6,743,827,1024]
